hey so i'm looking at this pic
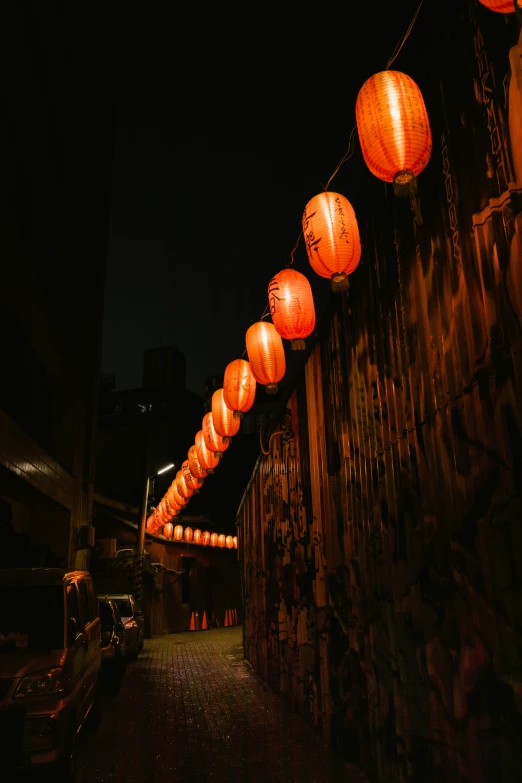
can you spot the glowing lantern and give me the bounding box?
[223,359,256,419]
[356,71,432,195]
[146,514,156,533]
[210,532,218,547]
[268,268,315,350]
[245,322,286,394]
[176,470,194,499]
[202,531,211,546]
[212,389,240,440]
[164,522,173,539]
[169,483,187,508]
[196,430,219,471]
[184,527,194,543]
[188,445,208,479]
[193,529,202,545]
[203,412,229,456]
[174,524,183,541]
[478,0,515,10]
[233,536,238,549]
[182,459,203,491]
[218,534,226,548]
[225,535,233,549]
[302,191,361,292]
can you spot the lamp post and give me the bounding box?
[133,461,175,603]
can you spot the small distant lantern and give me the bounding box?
[210,532,219,547]
[246,322,286,394]
[182,459,203,492]
[225,535,233,549]
[203,412,229,456]
[176,470,194,499]
[356,71,432,196]
[174,524,184,541]
[184,527,194,543]
[212,389,240,439]
[193,529,202,545]
[233,536,238,549]
[146,514,156,533]
[479,0,515,10]
[218,534,226,548]
[202,531,211,546]
[268,268,315,350]
[164,522,174,539]
[223,359,256,419]
[188,445,208,479]
[302,191,361,292]
[196,430,219,471]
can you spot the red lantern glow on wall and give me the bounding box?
[225,535,233,549]
[246,322,286,394]
[218,534,226,548]
[202,531,211,546]
[184,527,193,543]
[210,532,218,547]
[188,445,208,479]
[212,389,240,439]
[203,412,229,456]
[223,359,256,419]
[196,430,219,471]
[164,522,173,539]
[268,268,316,350]
[174,524,183,541]
[302,191,361,292]
[356,71,432,194]
[193,529,202,545]
[478,0,515,10]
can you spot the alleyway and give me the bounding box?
[80,628,366,782]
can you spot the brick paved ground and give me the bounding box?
[79,627,368,783]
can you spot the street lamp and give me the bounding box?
[134,461,175,601]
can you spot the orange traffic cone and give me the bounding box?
[234,609,238,625]
[229,609,234,626]
[201,611,208,630]
[224,610,230,627]
[189,612,196,631]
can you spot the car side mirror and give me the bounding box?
[67,617,78,645]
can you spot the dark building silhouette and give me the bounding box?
[0,7,118,568]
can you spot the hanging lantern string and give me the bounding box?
[287,230,302,267]
[324,125,357,191]
[386,0,425,69]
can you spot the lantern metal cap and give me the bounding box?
[266,383,278,395]
[331,272,349,293]
[393,170,417,197]
[233,410,243,420]
[291,338,306,351]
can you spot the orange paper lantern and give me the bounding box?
[225,535,233,549]
[203,412,229,456]
[188,445,208,479]
[184,527,193,543]
[202,531,211,546]
[182,459,203,491]
[211,389,240,439]
[223,359,256,419]
[164,522,174,539]
[245,322,286,394]
[210,532,218,547]
[193,529,202,545]
[356,71,432,193]
[233,536,238,549]
[169,483,187,508]
[268,268,315,350]
[302,191,361,292]
[146,514,156,533]
[479,0,515,10]
[196,430,219,471]
[174,524,184,541]
[218,534,226,548]
[176,470,194,499]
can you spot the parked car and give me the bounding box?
[98,598,126,694]
[105,594,144,657]
[0,568,101,782]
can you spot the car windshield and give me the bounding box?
[0,586,64,652]
[99,602,114,632]
[113,599,132,619]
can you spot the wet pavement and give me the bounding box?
[79,627,367,782]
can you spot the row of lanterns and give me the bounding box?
[145,0,515,532]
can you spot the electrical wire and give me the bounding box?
[324,125,357,192]
[386,0,425,70]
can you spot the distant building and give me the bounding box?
[0,8,118,568]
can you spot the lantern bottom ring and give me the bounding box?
[331,272,349,293]
[291,338,306,351]
[265,382,279,395]
[393,170,417,197]
[233,411,243,420]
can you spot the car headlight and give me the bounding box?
[14,668,64,699]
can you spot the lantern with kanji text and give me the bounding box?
[223,359,256,419]
[268,268,315,350]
